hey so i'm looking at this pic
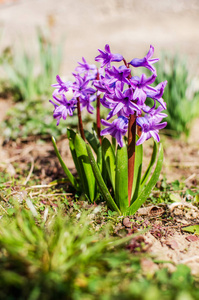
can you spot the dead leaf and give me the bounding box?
[138,205,165,216]
[149,206,164,217]
[186,235,199,242]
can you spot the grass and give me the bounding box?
[0,28,80,140]
[146,176,199,206]
[0,173,199,300]
[1,28,63,102]
[1,100,76,140]
[0,199,198,300]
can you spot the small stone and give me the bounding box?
[123,217,133,228]
[165,240,179,249]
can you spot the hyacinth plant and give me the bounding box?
[50,45,167,215]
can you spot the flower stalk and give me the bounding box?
[97,95,102,144]
[127,114,136,205]
[96,71,102,144]
[77,96,85,141]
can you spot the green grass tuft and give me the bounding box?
[154,53,199,138]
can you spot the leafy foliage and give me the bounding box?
[0,207,199,300]
[154,53,199,137]
[2,28,62,102]
[87,135,163,215]
[1,100,76,140]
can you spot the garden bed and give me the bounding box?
[1,110,199,277]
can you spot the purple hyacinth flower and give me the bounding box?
[95,44,123,68]
[100,94,116,110]
[106,87,142,120]
[130,73,157,106]
[75,57,97,80]
[136,116,167,145]
[72,73,96,98]
[75,57,97,74]
[93,74,113,95]
[106,65,131,86]
[80,94,96,114]
[49,94,77,125]
[100,116,128,147]
[52,75,72,96]
[146,81,167,109]
[143,104,167,122]
[129,45,159,74]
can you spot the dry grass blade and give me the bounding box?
[23,157,34,185]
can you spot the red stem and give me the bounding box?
[97,95,102,144]
[77,97,85,141]
[96,70,102,144]
[123,58,129,68]
[128,114,136,206]
[137,114,142,137]
[123,58,137,205]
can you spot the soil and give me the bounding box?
[0,0,199,276]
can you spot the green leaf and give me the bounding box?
[67,128,82,177]
[182,225,199,235]
[97,146,103,173]
[86,144,121,214]
[140,141,158,190]
[169,193,181,202]
[102,138,116,192]
[67,128,76,140]
[131,140,143,203]
[111,136,116,153]
[115,144,128,213]
[84,129,100,154]
[127,143,164,215]
[51,136,78,189]
[74,134,96,202]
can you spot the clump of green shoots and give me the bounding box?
[2,28,62,102]
[154,53,199,138]
[0,206,199,300]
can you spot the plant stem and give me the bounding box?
[77,97,85,141]
[137,113,142,137]
[128,114,136,205]
[96,70,102,144]
[97,95,102,144]
[137,123,142,137]
[123,58,129,68]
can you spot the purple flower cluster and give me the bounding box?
[50,44,167,147]
[94,44,167,146]
[50,57,98,124]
